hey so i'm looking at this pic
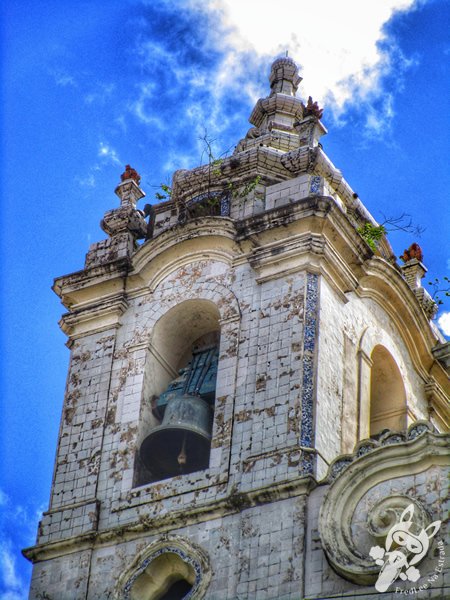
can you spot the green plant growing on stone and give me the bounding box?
[200,130,261,205]
[357,223,386,251]
[152,131,261,212]
[155,183,172,201]
[357,213,425,251]
[233,175,261,199]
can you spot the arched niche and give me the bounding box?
[370,345,407,435]
[150,299,221,395]
[118,537,211,600]
[135,299,221,486]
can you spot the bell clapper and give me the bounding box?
[177,434,187,469]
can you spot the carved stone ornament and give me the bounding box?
[280,146,315,174]
[319,422,449,585]
[367,495,429,543]
[101,206,148,239]
[401,242,423,264]
[121,164,141,185]
[303,96,324,119]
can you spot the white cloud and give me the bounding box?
[128,83,165,129]
[208,0,418,102]
[125,0,424,173]
[0,592,28,600]
[76,173,97,188]
[364,92,396,137]
[163,151,197,173]
[84,83,116,105]
[152,0,426,136]
[0,489,8,506]
[54,72,77,87]
[75,163,102,188]
[437,312,450,337]
[98,142,121,166]
[0,489,46,599]
[0,541,23,592]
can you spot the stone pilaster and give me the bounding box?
[401,258,438,318]
[400,258,426,290]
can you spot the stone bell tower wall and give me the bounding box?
[43,328,117,531]
[25,56,449,599]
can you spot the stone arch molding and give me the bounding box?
[122,263,241,352]
[115,535,212,600]
[145,261,241,330]
[319,423,449,585]
[358,325,408,376]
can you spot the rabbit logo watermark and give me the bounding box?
[369,504,442,593]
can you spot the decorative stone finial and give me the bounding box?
[121,164,141,185]
[269,56,302,96]
[304,96,324,120]
[401,243,423,264]
[115,168,145,209]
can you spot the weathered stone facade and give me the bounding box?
[24,58,449,599]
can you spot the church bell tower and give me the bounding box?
[24,58,449,600]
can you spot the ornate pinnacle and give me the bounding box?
[269,56,302,96]
[401,243,423,264]
[121,164,141,186]
[304,96,324,120]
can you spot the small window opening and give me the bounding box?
[159,579,193,600]
[129,552,196,600]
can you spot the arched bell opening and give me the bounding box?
[369,345,407,436]
[128,551,195,600]
[135,300,221,486]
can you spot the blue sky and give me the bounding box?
[2,0,449,596]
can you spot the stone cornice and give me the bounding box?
[432,342,450,372]
[59,293,129,339]
[53,257,130,308]
[235,195,447,398]
[23,476,316,563]
[236,195,371,272]
[131,217,237,271]
[247,231,358,301]
[281,146,390,239]
[235,194,333,238]
[52,198,446,391]
[172,145,291,206]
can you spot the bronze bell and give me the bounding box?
[140,394,213,478]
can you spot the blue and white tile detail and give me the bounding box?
[300,272,319,474]
[309,176,322,195]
